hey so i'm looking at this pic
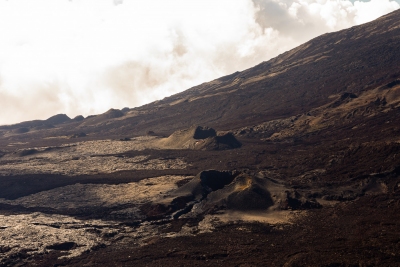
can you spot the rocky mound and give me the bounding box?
[215,133,242,150]
[45,114,71,125]
[198,172,320,212]
[0,115,69,135]
[72,115,85,122]
[158,126,241,150]
[10,116,66,134]
[102,109,124,119]
[160,170,321,219]
[80,109,125,126]
[171,170,237,202]
[211,174,275,211]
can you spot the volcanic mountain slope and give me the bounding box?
[1,9,400,141]
[1,9,400,267]
[121,8,400,135]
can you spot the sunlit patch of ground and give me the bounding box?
[0,213,121,261]
[0,176,190,210]
[0,174,302,263]
[0,175,190,262]
[0,137,187,176]
[211,210,302,225]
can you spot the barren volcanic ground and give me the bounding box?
[1,9,400,267]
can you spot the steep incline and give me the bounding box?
[1,9,399,140]
[96,9,400,136]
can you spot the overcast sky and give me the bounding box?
[0,0,399,125]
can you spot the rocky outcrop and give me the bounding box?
[158,126,241,150]
[162,170,321,219]
[197,172,321,212]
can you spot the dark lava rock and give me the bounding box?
[171,170,236,202]
[192,126,216,139]
[46,242,77,251]
[340,92,358,100]
[282,190,322,210]
[216,133,241,149]
[198,170,236,191]
[386,79,400,88]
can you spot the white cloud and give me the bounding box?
[0,0,398,125]
[354,0,400,24]
[253,0,399,45]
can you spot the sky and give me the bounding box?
[0,0,399,125]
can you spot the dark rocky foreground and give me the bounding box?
[36,198,400,267]
[1,9,400,267]
[2,122,400,266]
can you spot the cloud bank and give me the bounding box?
[0,0,399,125]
